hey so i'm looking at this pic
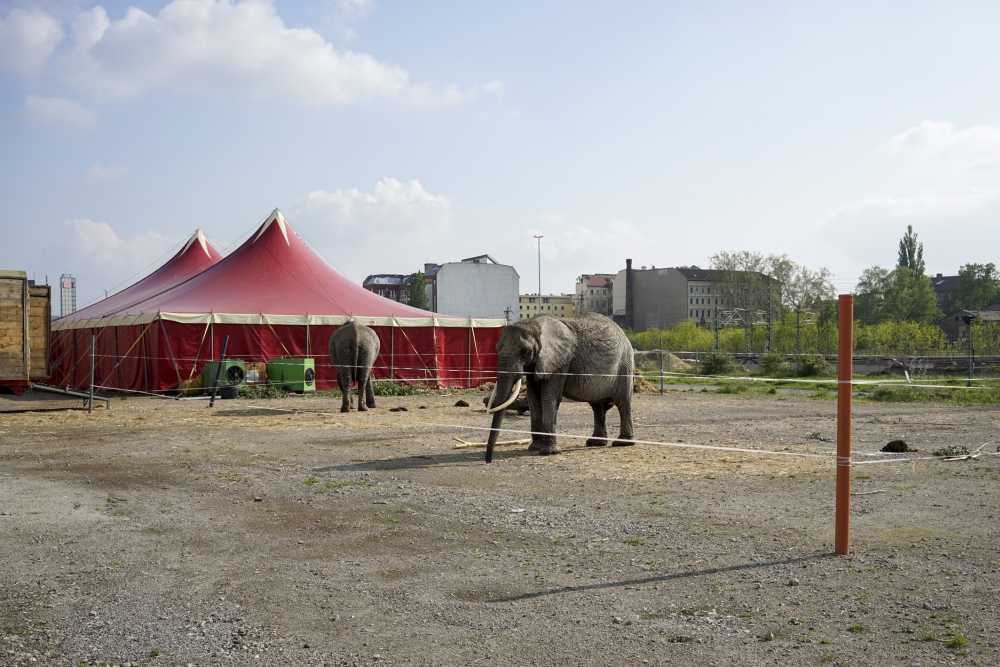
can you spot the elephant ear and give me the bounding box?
[532,318,575,380]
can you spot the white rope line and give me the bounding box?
[655,370,999,388]
[239,405,998,467]
[238,404,826,459]
[69,354,1000,389]
[416,423,832,460]
[93,384,177,400]
[853,452,1000,466]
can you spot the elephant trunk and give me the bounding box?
[485,408,504,463]
[485,373,522,462]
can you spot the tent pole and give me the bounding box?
[209,335,230,408]
[159,318,184,389]
[390,320,396,381]
[467,320,473,389]
[88,333,96,413]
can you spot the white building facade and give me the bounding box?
[429,255,520,321]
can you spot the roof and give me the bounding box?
[584,275,612,288]
[363,274,407,286]
[461,253,499,264]
[931,274,960,292]
[53,210,505,330]
[674,267,774,282]
[56,228,222,324]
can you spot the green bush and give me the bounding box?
[238,383,288,399]
[758,352,788,377]
[700,352,736,376]
[372,380,426,396]
[795,355,831,377]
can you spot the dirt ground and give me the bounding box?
[1,388,999,666]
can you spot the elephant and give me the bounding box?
[484,313,635,462]
[328,321,381,413]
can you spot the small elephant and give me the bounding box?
[328,321,381,413]
[485,313,634,462]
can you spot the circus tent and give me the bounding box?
[50,210,503,393]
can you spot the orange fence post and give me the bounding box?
[835,294,854,555]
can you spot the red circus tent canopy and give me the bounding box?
[56,228,222,326]
[52,209,503,330]
[49,210,504,393]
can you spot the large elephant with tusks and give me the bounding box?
[328,321,380,413]
[485,313,635,462]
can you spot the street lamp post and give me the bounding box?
[533,234,543,296]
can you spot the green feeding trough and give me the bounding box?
[267,357,316,393]
[202,360,247,390]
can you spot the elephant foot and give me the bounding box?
[528,440,541,452]
[586,437,608,447]
[357,405,368,412]
[612,436,636,447]
[536,445,560,456]
[340,406,350,413]
[366,400,376,409]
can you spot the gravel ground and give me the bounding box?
[1,388,999,666]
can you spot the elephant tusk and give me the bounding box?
[485,378,522,414]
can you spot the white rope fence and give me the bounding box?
[237,403,998,468]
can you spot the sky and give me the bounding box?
[2,0,1000,309]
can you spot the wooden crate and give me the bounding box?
[0,270,52,389]
[0,270,29,387]
[28,283,51,380]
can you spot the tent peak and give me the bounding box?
[252,208,290,246]
[179,228,213,258]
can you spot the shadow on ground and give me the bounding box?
[318,447,540,471]
[479,552,835,603]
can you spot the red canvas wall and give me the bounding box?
[50,321,501,394]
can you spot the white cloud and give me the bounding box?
[885,121,1000,169]
[818,121,1000,280]
[23,95,96,128]
[0,7,63,75]
[64,218,176,290]
[58,0,500,109]
[520,213,644,290]
[335,0,375,21]
[292,179,639,292]
[293,177,453,280]
[85,162,128,182]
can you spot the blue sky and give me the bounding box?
[3,0,1000,308]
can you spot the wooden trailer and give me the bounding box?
[0,270,51,393]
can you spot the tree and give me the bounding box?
[783,265,835,353]
[854,265,941,324]
[855,266,891,324]
[709,251,775,351]
[955,263,1000,312]
[405,272,428,309]
[897,225,925,275]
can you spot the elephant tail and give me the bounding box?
[350,338,360,383]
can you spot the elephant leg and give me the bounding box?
[365,369,376,408]
[356,368,369,411]
[587,400,611,447]
[612,393,635,447]
[535,377,566,456]
[526,379,544,452]
[337,368,351,413]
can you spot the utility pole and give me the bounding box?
[533,234,543,296]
